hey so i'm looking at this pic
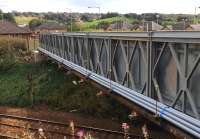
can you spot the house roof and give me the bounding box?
[172,22,190,30]
[132,24,143,30]
[143,21,163,31]
[188,24,200,30]
[162,25,173,30]
[0,20,31,35]
[108,22,134,30]
[34,22,66,30]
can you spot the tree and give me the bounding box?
[0,9,3,20]
[98,21,110,30]
[125,13,139,19]
[101,12,119,19]
[81,14,90,22]
[29,19,42,30]
[3,13,16,24]
[177,15,189,22]
[68,21,82,31]
[0,44,16,72]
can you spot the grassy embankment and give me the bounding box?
[14,16,38,25]
[0,37,129,120]
[14,15,135,32]
[80,16,134,31]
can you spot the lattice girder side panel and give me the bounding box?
[111,39,126,84]
[110,39,148,95]
[70,37,75,63]
[60,35,65,59]
[153,42,200,119]
[99,39,110,77]
[42,34,47,50]
[62,36,68,60]
[66,36,73,62]
[72,37,87,67]
[52,35,57,54]
[58,35,63,58]
[82,37,89,69]
[129,41,148,94]
[54,35,58,56]
[47,35,52,53]
[96,38,109,77]
[53,35,58,56]
[73,37,81,65]
[47,35,51,51]
[39,33,200,120]
[87,38,110,77]
[88,38,96,72]
[49,35,54,53]
[39,34,43,48]
[56,35,60,57]
[186,43,200,118]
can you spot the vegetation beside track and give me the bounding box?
[0,38,129,120]
[0,60,129,120]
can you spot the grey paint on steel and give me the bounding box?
[38,32,200,138]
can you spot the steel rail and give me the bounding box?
[0,113,146,138]
[0,122,70,136]
[49,31,200,40]
[45,32,200,44]
[38,47,200,138]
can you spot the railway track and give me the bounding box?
[0,114,148,139]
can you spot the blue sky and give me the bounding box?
[0,0,200,14]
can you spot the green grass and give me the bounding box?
[15,16,38,25]
[0,60,129,119]
[81,16,134,30]
[0,61,66,106]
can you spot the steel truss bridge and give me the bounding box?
[39,32,200,138]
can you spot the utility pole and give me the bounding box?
[67,8,73,32]
[182,18,188,30]
[143,13,146,31]
[156,14,160,24]
[194,7,200,24]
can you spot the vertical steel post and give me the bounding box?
[183,44,188,112]
[149,32,154,99]
[71,37,74,62]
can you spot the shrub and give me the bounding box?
[0,44,15,71]
[0,37,27,71]
[0,37,27,51]
[98,21,110,30]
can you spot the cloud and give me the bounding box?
[68,0,103,7]
[0,0,200,14]
[0,0,9,7]
[1,0,71,12]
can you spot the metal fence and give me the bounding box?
[39,32,200,138]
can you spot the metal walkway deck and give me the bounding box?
[38,32,200,138]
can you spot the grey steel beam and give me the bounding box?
[49,31,200,43]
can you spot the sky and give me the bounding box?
[0,0,200,14]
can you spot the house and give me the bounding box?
[33,22,66,33]
[132,24,144,31]
[107,21,134,31]
[186,24,200,31]
[172,22,190,30]
[0,20,31,37]
[143,21,163,31]
[162,25,173,31]
[0,20,32,50]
